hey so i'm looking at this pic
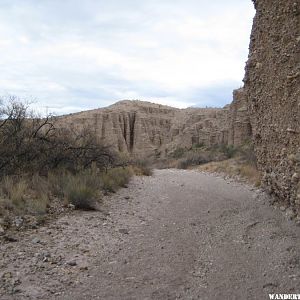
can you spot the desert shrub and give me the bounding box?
[1,176,15,198]
[60,167,132,207]
[198,159,261,186]
[0,175,50,215]
[26,175,50,215]
[63,170,101,210]
[177,152,211,169]
[10,180,28,208]
[152,159,174,169]
[0,177,28,209]
[101,167,133,193]
[101,173,118,193]
[207,144,237,159]
[0,198,13,215]
[238,144,257,166]
[238,164,260,185]
[65,184,96,210]
[26,195,49,215]
[170,147,186,159]
[222,145,237,159]
[0,96,136,220]
[192,142,205,149]
[132,160,153,176]
[0,96,117,177]
[29,174,50,198]
[109,167,133,187]
[47,170,68,197]
[115,152,131,167]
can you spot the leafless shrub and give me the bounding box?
[0,95,117,176]
[0,95,120,217]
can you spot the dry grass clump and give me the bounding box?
[0,166,134,217]
[101,167,133,193]
[131,160,153,176]
[26,196,49,215]
[0,176,49,216]
[64,182,97,210]
[0,96,137,227]
[198,159,261,186]
[169,144,230,170]
[165,140,260,185]
[62,170,102,210]
[48,167,133,208]
[169,141,259,186]
[6,178,28,208]
[177,152,212,169]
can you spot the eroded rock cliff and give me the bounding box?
[58,97,250,158]
[228,88,252,146]
[244,0,300,209]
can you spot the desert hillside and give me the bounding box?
[1,1,300,299]
[57,89,251,158]
[57,0,300,212]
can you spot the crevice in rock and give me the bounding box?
[129,112,136,152]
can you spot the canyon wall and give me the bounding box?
[228,88,252,146]
[59,96,250,158]
[244,0,300,208]
[58,0,299,211]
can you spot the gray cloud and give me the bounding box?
[0,0,255,114]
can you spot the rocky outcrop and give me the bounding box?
[58,98,251,158]
[244,0,300,209]
[58,101,179,158]
[228,88,252,146]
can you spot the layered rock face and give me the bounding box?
[244,0,300,207]
[58,97,250,158]
[228,88,252,146]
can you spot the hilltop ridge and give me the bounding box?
[57,90,251,158]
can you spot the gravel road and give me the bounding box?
[1,169,300,300]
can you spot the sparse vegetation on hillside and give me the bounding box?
[198,159,261,186]
[0,96,138,230]
[0,96,117,177]
[157,141,260,185]
[170,144,238,170]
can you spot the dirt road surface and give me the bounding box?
[1,169,300,300]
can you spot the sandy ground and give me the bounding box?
[1,169,300,300]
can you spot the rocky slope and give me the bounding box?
[58,94,250,158]
[244,0,300,209]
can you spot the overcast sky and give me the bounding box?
[0,0,255,115]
